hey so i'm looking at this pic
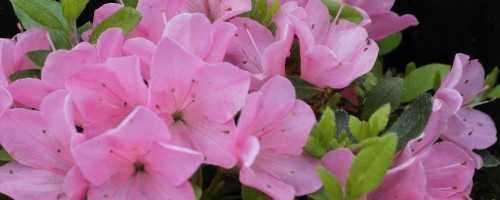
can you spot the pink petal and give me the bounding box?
[8,78,56,109]
[447,108,497,150]
[145,142,203,186]
[345,0,395,15]
[364,12,418,40]
[42,42,99,89]
[0,39,15,79]
[0,86,13,116]
[163,13,213,59]
[96,28,124,62]
[242,151,322,198]
[63,167,89,200]
[441,53,468,89]
[183,62,250,123]
[417,142,474,198]
[183,0,252,23]
[0,91,75,174]
[169,117,238,168]
[368,158,427,199]
[66,56,147,128]
[148,36,205,114]
[122,37,156,80]
[132,0,185,43]
[0,161,66,200]
[453,58,485,104]
[238,135,261,168]
[205,22,237,63]
[92,3,123,26]
[13,28,51,72]
[321,148,355,186]
[434,88,463,114]
[72,107,171,185]
[305,0,331,45]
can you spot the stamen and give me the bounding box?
[465,98,496,108]
[323,3,345,44]
[244,23,263,59]
[161,11,168,26]
[45,32,56,51]
[426,162,466,172]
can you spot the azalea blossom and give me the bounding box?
[235,76,321,200]
[72,107,204,199]
[148,36,250,168]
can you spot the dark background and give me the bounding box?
[0,0,499,198]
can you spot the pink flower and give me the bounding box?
[66,55,148,138]
[7,28,142,110]
[163,13,237,63]
[225,17,294,90]
[148,36,250,168]
[182,0,252,23]
[0,90,78,199]
[236,76,321,200]
[0,28,51,77]
[340,0,419,40]
[287,0,379,88]
[412,53,497,168]
[72,107,203,199]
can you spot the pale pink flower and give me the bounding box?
[148,36,250,168]
[163,13,237,63]
[236,76,321,200]
[0,91,78,199]
[72,107,203,200]
[225,17,294,90]
[287,0,379,88]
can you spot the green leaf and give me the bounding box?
[349,116,362,141]
[321,0,364,24]
[27,50,51,68]
[12,1,72,49]
[377,32,402,56]
[61,0,89,23]
[371,58,384,79]
[345,133,397,199]
[77,22,92,40]
[368,104,390,137]
[362,78,403,119]
[405,62,417,74]
[286,76,324,100]
[192,183,202,200]
[8,69,41,82]
[0,149,13,161]
[317,167,343,200]
[484,67,499,88]
[262,0,280,26]
[477,150,500,168]
[305,107,336,157]
[242,186,271,200]
[386,94,433,150]
[335,110,357,144]
[11,0,68,31]
[402,63,450,102]
[89,7,142,44]
[123,0,139,8]
[308,187,335,200]
[486,85,500,99]
[433,70,443,91]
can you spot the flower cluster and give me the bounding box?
[0,0,497,199]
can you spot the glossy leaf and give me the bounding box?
[88,7,142,44]
[123,0,138,8]
[27,50,51,68]
[286,76,324,100]
[402,63,450,102]
[0,149,13,161]
[386,94,433,150]
[362,78,403,119]
[345,133,397,199]
[477,150,500,168]
[377,32,402,56]
[317,167,343,200]
[335,110,357,144]
[368,104,390,137]
[11,0,68,31]
[486,85,500,99]
[8,69,41,82]
[242,185,271,200]
[306,107,336,157]
[61,0,89,23]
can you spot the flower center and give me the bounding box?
[134,162,145,174]
[172,111,183,122]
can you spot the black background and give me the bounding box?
[0,0,499,198]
